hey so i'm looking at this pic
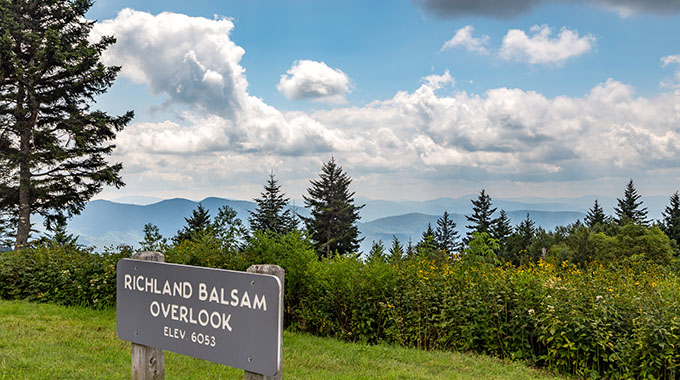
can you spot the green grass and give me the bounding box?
[0,300,567,379]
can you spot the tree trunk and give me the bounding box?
[16,121,31,248]
[15,104,36,249]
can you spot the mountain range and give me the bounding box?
[49,193,672,253]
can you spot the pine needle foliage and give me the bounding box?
[0,0,133,247]
[303,157,364,258]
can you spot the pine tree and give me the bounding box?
[515,213,536,251]
[662,191,680,247]
[139,223,167,252]
[303,157,364,258]
[416,223,437,255]
[585,199,607,228]
[367,240,386,263]
[249,172,298,235]
[406,236,415,258]
[0,0,133,248]
[47,219,79,247]
[465,189,497,243]
[173,204,213,244]
[213,205,247,251]
[614,179,648,225]
[435,211,461,254]
[388,235,404,263]
[492,209,513,243]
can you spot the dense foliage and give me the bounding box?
[3,177,680,379]
[0,0,132,247]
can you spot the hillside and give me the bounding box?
[58,197,589,252]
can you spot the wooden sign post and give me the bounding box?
[130,251,165,380]
[245,264,284,380]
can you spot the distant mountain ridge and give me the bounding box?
[59,195,610,252]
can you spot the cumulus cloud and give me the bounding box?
[93,10,680,200]
[91,10,247,118]
[499,25,595,65]
[441,26,490,55]
[92,9,357,158]
[416,0,680,19]
[277,60,352,104]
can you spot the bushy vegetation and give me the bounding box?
[3,174,680,379]
[3,228,680,379]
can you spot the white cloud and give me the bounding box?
[92,10,680,201]
[277,60,352,104]
[91,9,248,118]
[440,25,490,55]
[499,25,595,65]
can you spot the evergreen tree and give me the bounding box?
[585,199,607,228]
[515,213,536,252]
[173,204,212,244]
[421,222,435,243]
[416,223,437,256]
[0,0,133,248]
[366,240,386,263]
[303,157,364,258]
[249,172,298,235]
[388,235,404,263]
[139,223,167,252]
[213,205,247,250]
[405,236,415,258]
[47,219,79,247]
[614,179,648,225]
[662,191,680,247]
[435,211,460,254]
[465,189,497,243]
[492,209,513,243]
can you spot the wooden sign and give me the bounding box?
[117,259,283,376]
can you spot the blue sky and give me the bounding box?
[86,0,680,203]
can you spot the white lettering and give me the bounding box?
[171,304,178,320]
[199,283,207,301]
[179,305,188,323]
[150,301,160,317]
[162,280,171,295]
[240,292,251,309]
[209,287,219,303]
[161,302,171,318]
[198,309,209,326]
[210,311,221,329]
[253,294,267,311]
[124,274,132,290]
[223,313,232,331]
[230,289,239,306]
[183,282,192,299]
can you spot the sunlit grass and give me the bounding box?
[0,300,566,379]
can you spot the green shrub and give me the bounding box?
[0,244,131,308]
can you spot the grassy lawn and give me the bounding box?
[0,300,566,379]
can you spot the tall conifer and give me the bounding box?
[249,172,297,235]
[0,0,133,247]
[585,199,607,228]
[662,191,680,247]
[303,158,364,258]
[435,211,460,254]
[465,189,497,243]
[614,179,648,225]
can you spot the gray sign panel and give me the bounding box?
[117,259,282,376]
